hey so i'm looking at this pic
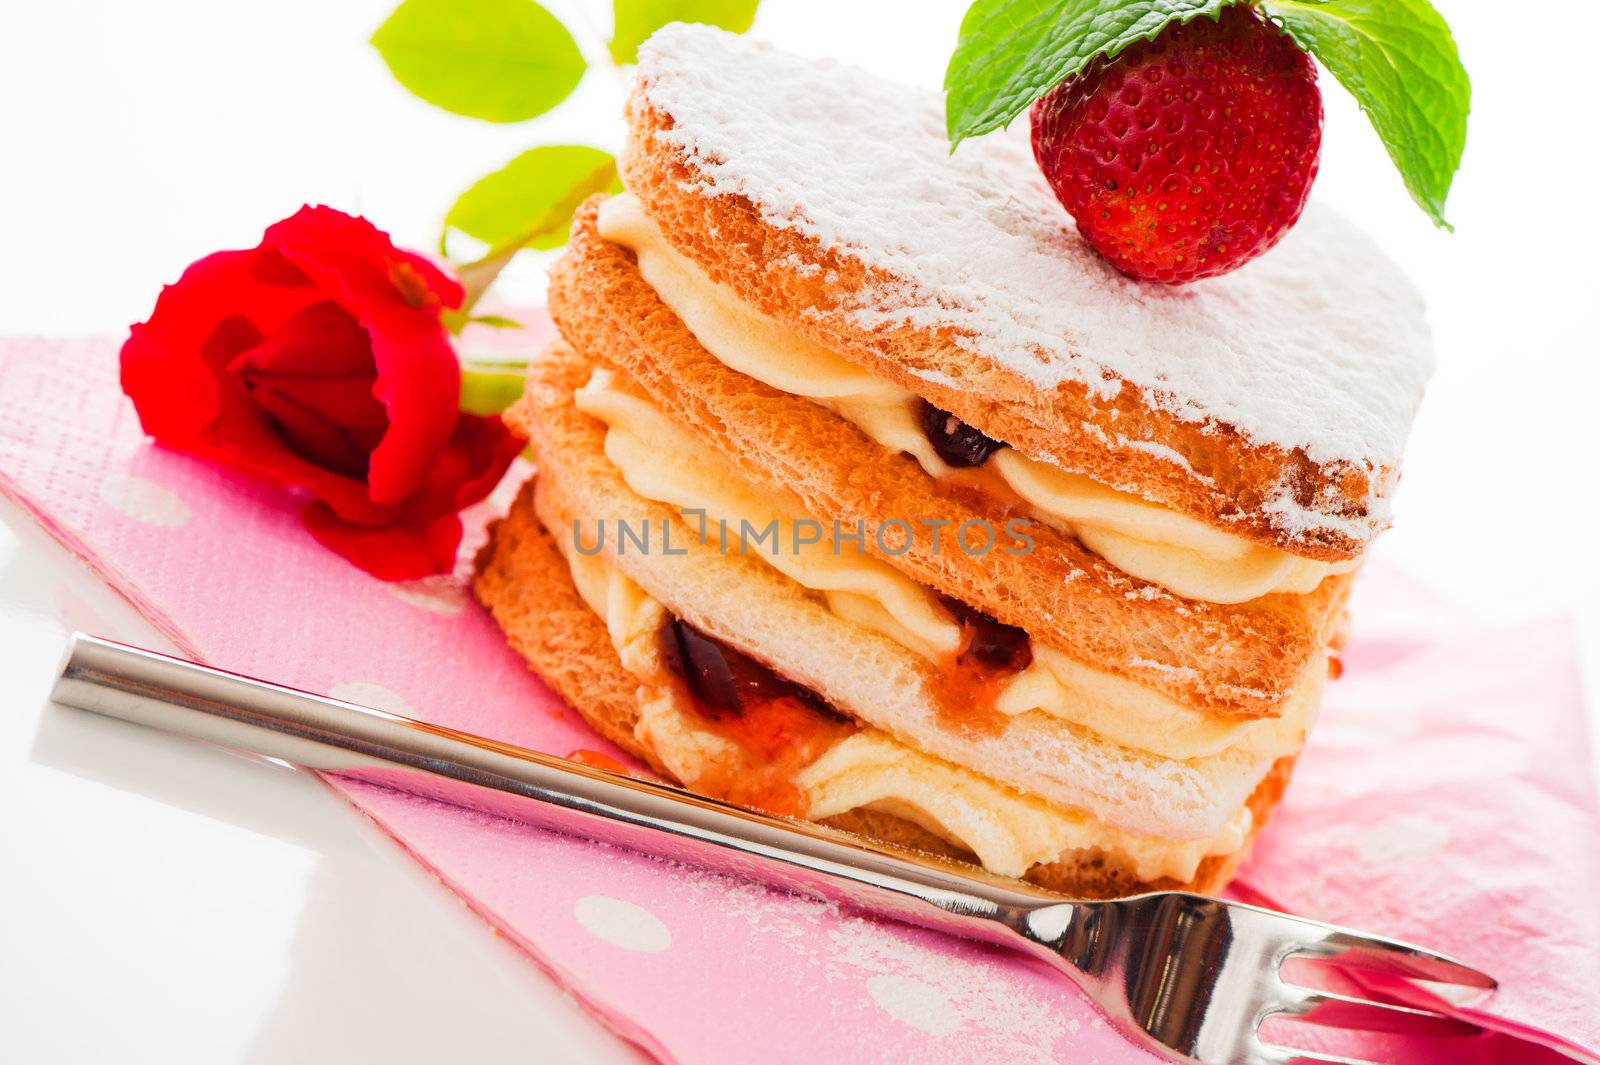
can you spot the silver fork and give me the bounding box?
[51,634,1495,1065]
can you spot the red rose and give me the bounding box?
[120,205,521,580]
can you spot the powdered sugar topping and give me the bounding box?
[635,24,1433,478]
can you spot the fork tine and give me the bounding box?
[1268,986,1480,1038]
[1289,926,1497,991]
[1241,907,1496,991]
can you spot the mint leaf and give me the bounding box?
[610,0,761,64]
[1260,0,1469,228]
[944,0,1228,147]
[443,145,619,256]
[372,0,586,123]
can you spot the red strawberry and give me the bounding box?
[1030,6,1322,284]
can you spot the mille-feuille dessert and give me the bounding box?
[474,24,1433,897]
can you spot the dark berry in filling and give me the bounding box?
[938,595,1033,672]
[660,617,843,721]
[917,399,1004,468]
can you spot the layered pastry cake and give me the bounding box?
[474,25,1433,896]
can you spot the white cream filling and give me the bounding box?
[544,483,669,681]
[796,731,1251,881]
[575,369,962,659]
[999,645,1321,761]
[574,367,1316,765]
[544,497,1251,882]
[597,192,1356,605]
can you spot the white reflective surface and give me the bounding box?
[0,498,645,1064]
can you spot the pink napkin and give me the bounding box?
[3,333,1597,1064]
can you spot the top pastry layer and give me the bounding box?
[627,23,1435,557]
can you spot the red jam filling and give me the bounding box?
[656,592,1034,799]
[660,617,856,817]
[933,595,1033,735]
[565,748,634,775]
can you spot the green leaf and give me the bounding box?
[459,361,529,416]
[609,0,761,64]
[464,314,526,330]
[442,145,621,317]
[440,311,527,334]
[372,0,586,123]
[943,0,1228,147]
[443,145,619,255]
[1260,0,1469,229]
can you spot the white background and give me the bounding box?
[3,1,1597,1061]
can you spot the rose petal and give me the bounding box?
[263,206,463,507]
[119,250,391,524]
[229,299,376,379]
[120,206,518,583]
[241,385,374,481]
[393,413,525,525]
[227,300,387,478]
[300,500,464,580]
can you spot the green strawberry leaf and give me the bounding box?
[944,0,1229,147]
[372,0,586,123]
[610,0,761,64]
[443,145,619,256]
[1260,0,1469,229]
